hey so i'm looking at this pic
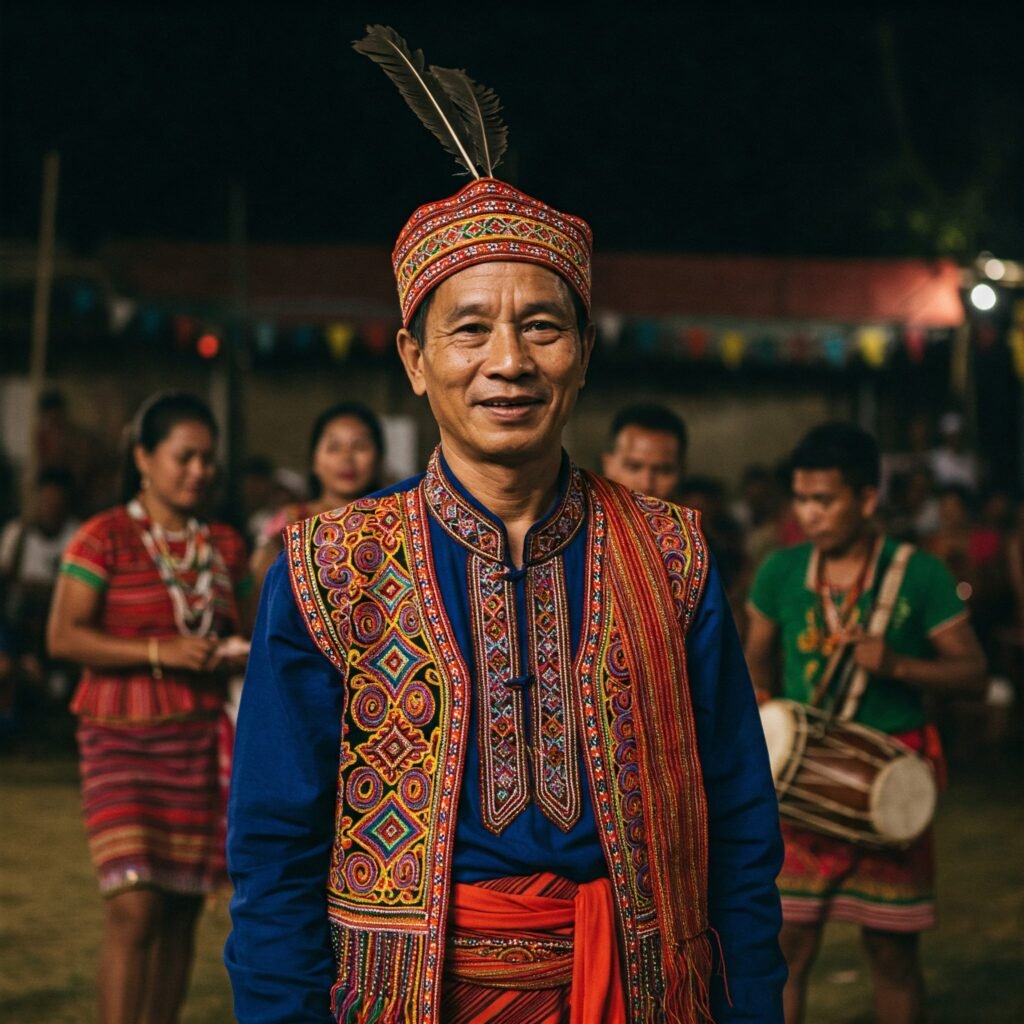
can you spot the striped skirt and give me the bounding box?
[77,715,227,896]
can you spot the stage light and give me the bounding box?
[969,283,997,311]
[983,257,1006,280]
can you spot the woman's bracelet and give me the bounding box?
[148,637,163,680]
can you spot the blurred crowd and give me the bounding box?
[2,389,1022,767]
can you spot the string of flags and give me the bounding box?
[592,313,955,371]
[52,282,1024,379]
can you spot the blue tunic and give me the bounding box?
[225,459,785,1022]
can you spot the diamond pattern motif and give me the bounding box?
[353,794,426,864]
[364,629,429,698]
[371,562,413,615]
[360,711,429,784]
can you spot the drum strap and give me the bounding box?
[837,542,914,720]
[809,640,849,710]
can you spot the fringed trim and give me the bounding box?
[331,927,428,1024]
[661,931,716,1024]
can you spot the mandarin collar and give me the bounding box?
[421,446,586,566]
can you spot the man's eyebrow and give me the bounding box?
[442,301,493,322]
[440,299,574,323]
[519,301,573,320]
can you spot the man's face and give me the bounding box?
[33,483,69,533]
[396,262,594,467]
[602,426,682,500]
[791,468,878,555]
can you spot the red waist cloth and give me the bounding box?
[444,873,626,1024]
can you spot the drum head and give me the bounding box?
[759,700,798,783]
[870,755,937,843]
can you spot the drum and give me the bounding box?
[759,699,936,849]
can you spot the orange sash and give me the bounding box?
[444,873,626,1023]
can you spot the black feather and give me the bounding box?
[431,66,508,178]
[353,25,478,177]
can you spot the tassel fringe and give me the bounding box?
[662,932,716,1023]
[330,926,427,1023]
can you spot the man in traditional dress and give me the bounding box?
[744,422,986,1024]
[226,28,785,1023]
[602,403,688,501]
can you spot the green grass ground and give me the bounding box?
[1,756,1021,1022]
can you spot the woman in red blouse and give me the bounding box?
[48,392,250,1024]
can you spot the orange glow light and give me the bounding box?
[197,333,220,358]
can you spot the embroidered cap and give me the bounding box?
[392,177,593,327]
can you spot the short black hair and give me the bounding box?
[36,466,75,492]
[788,422,880,492]
[678,475,725,500]
[406,282,591,347]
[609,404,688,456]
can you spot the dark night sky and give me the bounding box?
[3,2,1023,260]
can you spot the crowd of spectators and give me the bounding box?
[1,395,1021,767]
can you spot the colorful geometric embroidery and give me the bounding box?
[392,177,593,325]
[358,710,430,784]
[290,486,472,1022]
[630,494,708,632]
[600,624,653,906]
[403,485,472,1022]
[528,559,581,831]
[422,449,586,566]
[287,498,444,925]
[423,461,504,562]
[571,491,652,1016]
[469,555,529,833]
[288,468,711,1023]
[588,477,714,1020]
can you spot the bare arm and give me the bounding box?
[249,534,284,600]
[47,573,217,671]
[743,605,780,701]
[851,618,987,697]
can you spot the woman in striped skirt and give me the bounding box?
[48,392,251,1024]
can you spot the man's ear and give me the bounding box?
[860,485,880,519]
[579,321,596,386]
[396,329,428,397]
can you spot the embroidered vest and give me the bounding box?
[286,461,710,1023]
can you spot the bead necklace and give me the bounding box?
[127,498,216,637]
[815,535,880,653]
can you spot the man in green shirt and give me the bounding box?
[745,422,985,1024]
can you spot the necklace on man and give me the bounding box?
[816,537,877,653]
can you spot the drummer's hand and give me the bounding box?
[850,633,895,675]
